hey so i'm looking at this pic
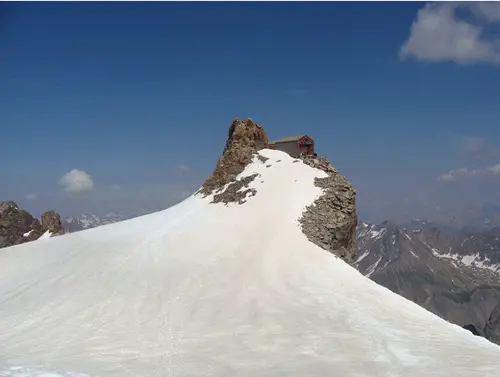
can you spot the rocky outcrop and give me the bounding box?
[211,174,259,205]
[463,324,481,336]
[0,201,41,248]
[197,118,268,202]
[298,157,357,264]
[0,201,64,249]
[484,304,500,342]
[41,210,65,236]
[463,301,500,344]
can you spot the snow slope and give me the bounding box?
[1,149,499,377]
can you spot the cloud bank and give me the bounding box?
[438,163,500,182]
[400,2,500,65]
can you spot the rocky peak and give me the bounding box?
[198,118,268,199]
[0,201,64,249]
[196,117,357,264]
[41,210,65,236]
[0,201,19,214]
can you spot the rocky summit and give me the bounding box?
[197,118,357,263]
[198,117,268,202]
[0,201,65,249]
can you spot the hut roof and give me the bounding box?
[269,135,313,144]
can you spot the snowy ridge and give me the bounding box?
[425,233,500,275]
[432,249,500,273]
[357,221,387,241]
[357,220,500,279]
[1,150,500,377]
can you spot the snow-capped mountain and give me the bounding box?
[356,220,500,344]
[1,148,499,377]
[63,212,126,232]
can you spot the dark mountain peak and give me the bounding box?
[0,200,19,214]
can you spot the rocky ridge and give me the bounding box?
[0,201,65,249]
[299,157,357,264]
[197,118,357,263]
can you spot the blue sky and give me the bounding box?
[2,2,500,221]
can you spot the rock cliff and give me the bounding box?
[40,210,65,236]
[0,201,65,249]
[198,118,357,263]
[299,157,357,264]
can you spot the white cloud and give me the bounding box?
[486,163,500,174]
[438,167,477,181]
[400,2,500,65]
[59,169,94,192]
[111,184,121,191]
[25,193,37,200]
[438,163,500,181]
[472,2,500,23]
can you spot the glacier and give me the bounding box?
[1,149,499,377]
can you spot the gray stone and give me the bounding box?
[298,157,357,265]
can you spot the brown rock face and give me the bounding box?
[198,118,268,199]
[0,201,42,248]
[41,210,65,236]
[299,157,357,264]
[0,201,65,249]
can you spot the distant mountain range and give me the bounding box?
[63,212,128,232]
[356,220,500,344]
